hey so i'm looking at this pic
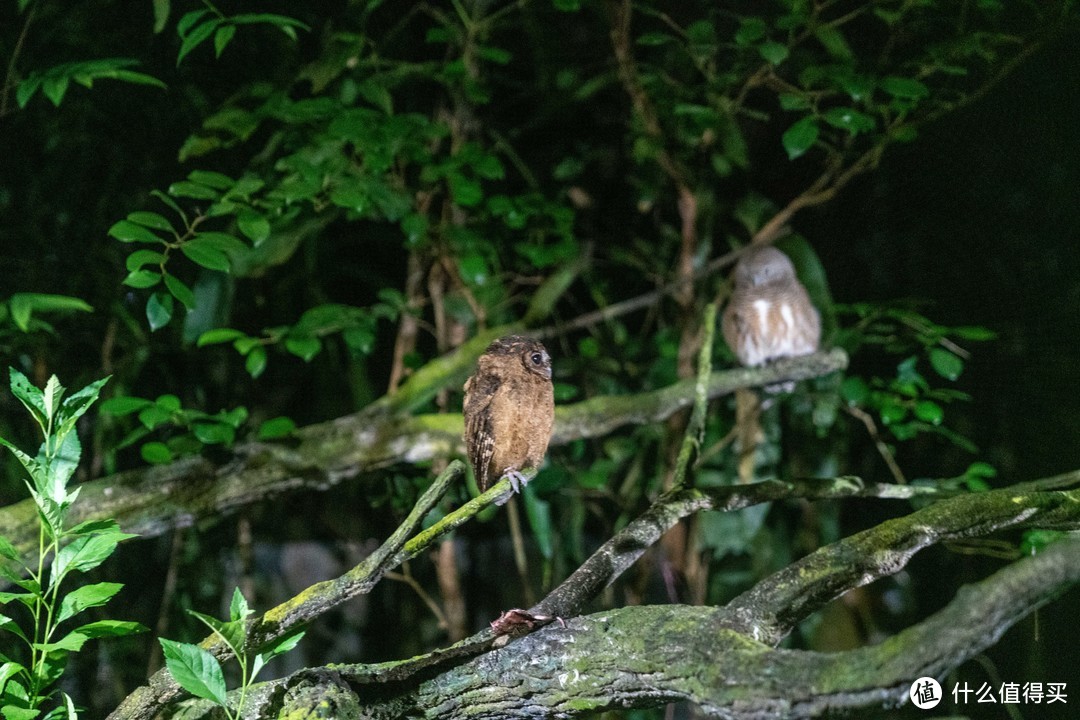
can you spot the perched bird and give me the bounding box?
[722,246,821,483]
[463,335,555,494]
[721,246,821,367]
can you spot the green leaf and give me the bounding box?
[8,294,93,331]
[757,41,788,65]
[43,75,70,106]
[122,269,162,289]
[188,170,234,189]
[163,272,195,310]
[100,396,153,416]
[189,610,245,653]
[198,328,246,346]
[229,587,251,621]
[177,18,221,66]
[57,582,124,623]
[0,535,19,561]
[257,628,305,663]
[840,376,869,405]
[953,325,997,341]
[9,368,48,425]
[913,400,944,425]
[180,238,231,272]
[127,211,174,232]
[169,180,219,200]
[159,638,228,706]
[447,173,483,207]
[245,347,267,378]
[929,347,964,380]
[72,619,147,639]
[284,336,321,362]
[109,220,164,244]
[146,291,174,331]
[237,211,271,244]
[140,442,174,464]
[125,249,166,273]
[214,24,236,57]
[880,76,930,100]
[734,18,767,46]
[781,116,818,160]
[822,107,876,135]
[814,25,853,60]
[191,422,234,445]
[35,630,88,652]
[53,532,134,579]
[257,416,296,440]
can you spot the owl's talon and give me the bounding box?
[505,470,528,494]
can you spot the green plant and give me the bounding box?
[159,588,305,719]
[0,369,146,719]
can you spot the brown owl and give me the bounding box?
[463,335,555,494]
[722,246,821,367]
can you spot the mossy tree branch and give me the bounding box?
[0,349,848,560]
[136,479,1080,719]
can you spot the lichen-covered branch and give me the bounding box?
[150,486,1080,719]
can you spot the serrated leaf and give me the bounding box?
[258,628,305,663]
[53,532,133,579]
[190,610,245,652]
[159,638,228,705]
[229,587,251,622]
[57,582,124,623]
[72,619,148,638]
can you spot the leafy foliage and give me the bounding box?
[160,588,304,720]
[0,371,145,719]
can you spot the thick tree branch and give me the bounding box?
[0,351,848,559]
[149,485,1080,719]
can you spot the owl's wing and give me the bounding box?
[463,371,500,490]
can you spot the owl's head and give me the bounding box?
[733,246,797,288]
[486,335,552,380]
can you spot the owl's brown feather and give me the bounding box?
[463,335,554,492]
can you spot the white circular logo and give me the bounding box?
[909,677,942,709]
